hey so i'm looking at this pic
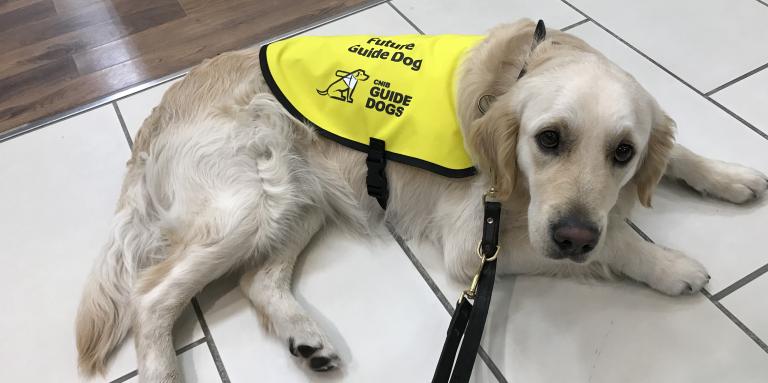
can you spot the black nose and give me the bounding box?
[550,218,599,260]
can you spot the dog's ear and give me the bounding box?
[457,20,542,125]
[467,99,519,199]
[634,113,676,207]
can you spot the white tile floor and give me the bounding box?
[1,1,766,382]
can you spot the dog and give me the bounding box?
[76,20,768,382]
[316,69,370,102]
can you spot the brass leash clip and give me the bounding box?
[463,260,483,300]
[463,241,500,300]
[483,186,498,203]
[462,186,501,301]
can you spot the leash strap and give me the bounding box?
[366,137,389,209]
[432,200,501,383]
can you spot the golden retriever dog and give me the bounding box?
[76,20,767,382]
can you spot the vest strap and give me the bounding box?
[366,138,389,209]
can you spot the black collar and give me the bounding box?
[516,19,548,80]
[478,19,547,115]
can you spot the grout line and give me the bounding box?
[176,336,209,354]
[559,0,696,89]
[624,219,654,243]
[387,2,425,34]
[560,18,589,32]
[702,289,768,354]
[385,222,454,313]
[559,0,768,141]
[624,219,768,352]
[0,0,388,145]
[191,298,231,383]
[385,222,509,383]
[707,97,768,140]
[108,337,209,383]
[627,217,767,299]
[476,347,509,383]
[110,370,138,383]
[711,263,768,301]
[112,102,133,149]
[705,61,768,96]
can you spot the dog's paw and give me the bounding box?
[646,248,710,296]
[288,334,340,372]
[691,161,768,204]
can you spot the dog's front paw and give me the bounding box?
[647,248,710,296]
[288,333,340,372]
[693,161,768,204]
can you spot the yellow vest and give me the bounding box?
[260,34,483,178]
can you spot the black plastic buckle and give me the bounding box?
[366,137,389,209]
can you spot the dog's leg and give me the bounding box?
[133,239,244,383]
[347,84,356,103]
[340,88,350,103]
[604,219,710,295]
[665,144,768,203]
[239,210,340,372]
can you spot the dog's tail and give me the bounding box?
[316,88,329,95]
[76,209,139,377]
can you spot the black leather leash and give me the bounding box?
[432,191,501,383]
[432,20,547,382]
[361,20,545,382]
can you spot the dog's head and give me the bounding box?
[353,69,370,81]
[459,20,675,263]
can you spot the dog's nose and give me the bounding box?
[550,218,599,260]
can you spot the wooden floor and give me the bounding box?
[0,0,377,135]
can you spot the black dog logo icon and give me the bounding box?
[316,69,370,103]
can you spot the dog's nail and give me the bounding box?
[309,356,336,371]
[685,283,694,293]
[288,337,298,356]
[706,274,711,280]
[297,344,318,358]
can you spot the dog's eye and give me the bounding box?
[537,130,560,150]
[614,143,634,164]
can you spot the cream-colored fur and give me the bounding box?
[75,20,768,382]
